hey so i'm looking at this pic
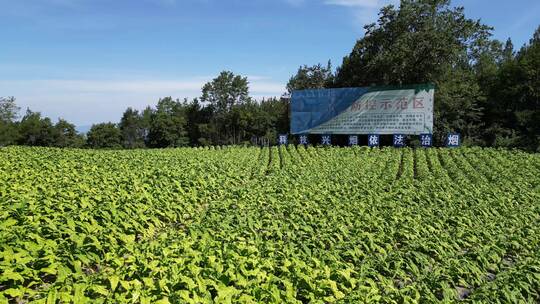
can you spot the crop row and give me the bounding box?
[0,146,539,303]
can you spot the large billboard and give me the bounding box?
[290,84,434,135]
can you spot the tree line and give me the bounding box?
[0,71,289,149]
[1,0,539,151]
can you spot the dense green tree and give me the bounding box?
[201,71,250,113]
[228,101,259,144]
[52,119,84,148]
[252,97,290,144]
[287,61,334,93]
[335,0,492,86]
[119,108,145,148]
[1,98,82,148]
[0,121,18,146]
[184,98,213,146]
[512,28,540,151]
[17,110,55,146]
[141,106,153,144]
[0,96,19,122]
[86,123,122,149]
[200,71,253,144]
[434,67,485,145]
[475,38,515,147]
[487,26,540,150]
[0,97,20,146]
[147,97,189,148]
[502,39,515,64]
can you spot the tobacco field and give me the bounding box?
[1,146,539,303]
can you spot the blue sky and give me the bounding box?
[1,0,539,126]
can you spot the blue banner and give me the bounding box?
[291,88,368,135]
[290,85,434,135]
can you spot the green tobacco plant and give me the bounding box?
[0,146,539,303]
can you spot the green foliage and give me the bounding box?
[434,67,484,145]
[184,99,213,146]
[335,0,492,86]
[147,97,189,148]
[287,61,334,93]
[0,96,20,123]
[0,98,85,148]
[485,26,540,151]
[0,120,18,147]
[201,71,250,113]
[0,146,539,302]
[52,119,85,148]
[119,108,146,149]
[16,109,56,146]
[86,123,122,149]
[200,71,255,145]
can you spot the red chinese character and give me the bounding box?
[380,100,392,110]
[413,97,425,109]
[360,100,369,110]
[395,97,409,110]
[350,101,362,111]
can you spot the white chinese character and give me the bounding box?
[278,135,288,145]
[421,135,432,147]
[368,135,379,146]
[349,135,358,146]
[394,135,405,146]
[299,135,309,145]
[321,135,331,145]
[448,134,460,146]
